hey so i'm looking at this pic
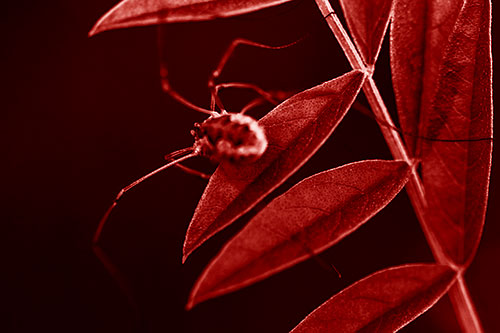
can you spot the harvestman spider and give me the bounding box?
[93,30,303,247]
[91,29,307,313]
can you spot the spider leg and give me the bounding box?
[239,97,268,115]
[167,160,212,179]
[214,82,279,106]
[157,26,214,115]
[167,162,211,180]
[93,148,197,245]
[208,37,305,111]
[91,149,198,328]
[165,157,211,180]
[162,147,211,179]
[92,244,146,331]
[209,37,304,85]
[214,83,298,114]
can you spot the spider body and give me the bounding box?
[192,112,268,163]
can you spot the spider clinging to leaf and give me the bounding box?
[90,21,308,316]
[92,30,299,247]
[93,108,269,245]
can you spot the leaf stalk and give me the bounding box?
[314,0,483,331]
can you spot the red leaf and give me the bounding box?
[390,0,463,154]
[392,0,492,266]
[89,0,294,36]
[183,70,366,261]
[187,160,411,309]
[290,264,457,333]
[339,0,394,66]
[418,0,493,266]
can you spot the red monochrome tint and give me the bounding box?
[66,0,494,331]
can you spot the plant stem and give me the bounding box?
[449,274,484,332]
[314,0,483,331]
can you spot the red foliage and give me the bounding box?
[187,160,411,308]
[339,0,393,66]
[391,0,493,266]
[89,0,493,330]
[183,70,365,261]
[89,0,294,36]
[290,264,457,332]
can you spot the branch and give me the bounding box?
[313,0,483,331]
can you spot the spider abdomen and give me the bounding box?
[192,113,267,163]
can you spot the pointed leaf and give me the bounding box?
[89,0,294,36]
[390,0,463,153]
[417,0,492,266]
[187,160,411,308]
[291,264,457,333]
[339,0,394,66]
[183,70,366,261]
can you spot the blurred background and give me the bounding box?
[4,0,498,332]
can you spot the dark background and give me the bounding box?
[4,0,498,332]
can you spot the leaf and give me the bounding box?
[392,0,492,266]
[390,0,463,156]
[339,0,394,66]
[290,264,457,333]
[418,0,492,266]
[187,160,411,309]
[89,0,294,36]
[390,0,463,154]
[183,70,366,262]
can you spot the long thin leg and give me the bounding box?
[157,26,215,115]
[208,37,305,111]
[92,244,146,332]
[167,161,211,180]
[93,148,197,244]
[239,97,267,115]
[208,37,305,85]
[162,147,212,179]
[213,82,299,114]
[214,82,279,105]
[165,159,211,180]
[92,148,196,331]
[238,93,296,115]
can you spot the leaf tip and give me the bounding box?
[88,25,101,38]
[181,252,189,264]
[88,13,112,37]
[184,298,195,311]
[182,240,195,264]
[88,1,125,37]
[183,225,214,263]
[185,280,206,311]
